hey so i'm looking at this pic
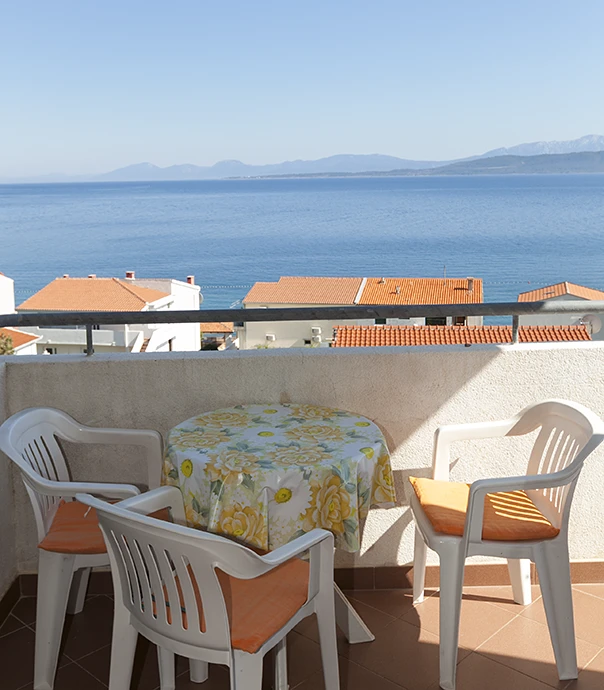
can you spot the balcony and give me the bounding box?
[1,302,604,688]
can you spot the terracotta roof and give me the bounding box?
[200,322,234,334]
[518,281,604,302]
[17,278,169,312]
[0,327,40,350]
[358,277,482,305]
[243,276,482,306]
[332,324,591,347]
[244,277,364,305]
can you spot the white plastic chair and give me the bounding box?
[0,407,163,690]
[76,486,340,690]
[410,400,604,690]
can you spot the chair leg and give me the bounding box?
[534,543,578,680]
[157,647,176,690]
[273,638,288,690]
[316,594,340,690]
[67,567,91,615]
[230,650,263,690]
[34,550,76,690]
[413,527,428,604]
[437,545,465,690]
[507,559,532,606]
[189,659,209,684]
[108,599,138,690]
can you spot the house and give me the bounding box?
[238,275,483,349]
[0,274,42,355]
[200,322,237,350]
[332,324,591,348]
[15,272,202,354]
[518,281,604,341]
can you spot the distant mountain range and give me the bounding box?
[3,135,604,183]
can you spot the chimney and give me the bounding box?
[395,285,401,295]
[467,277,474,293]
[62,274,69,278]
[88,274,96,278]
[125,270,135,279]
[186,275,195,285]
[378,277,385,284]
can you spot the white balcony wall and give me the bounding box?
[3,342,604,574]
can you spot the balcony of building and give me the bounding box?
[1,301,604,689]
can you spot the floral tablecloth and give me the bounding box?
[163,403,396,552]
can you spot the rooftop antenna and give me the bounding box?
[443,265,447,286]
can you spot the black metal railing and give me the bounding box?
[1,300,602,355]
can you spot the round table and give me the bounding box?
[163,403,396,552]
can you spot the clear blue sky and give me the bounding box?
[2,0,603,176]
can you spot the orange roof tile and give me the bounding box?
[200,322,234,334]
[244,277,364,305]
[358,277,482,305]
[518,281,604,302]
[332,324,591,347]
[0,327,40,350]
[17,278,169,312]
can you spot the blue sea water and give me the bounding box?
[1,175,603,310]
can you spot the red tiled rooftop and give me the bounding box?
[358,277,482,305]
[200,322,234,334]
[0,327,40,350]
[518,281,604,302]
[332,324,591,347]
[244,277,364,305]
[17,277,169,312]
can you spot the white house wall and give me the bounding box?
[0,275,16,316]
[5,342,604,572]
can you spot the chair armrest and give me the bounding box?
[25,474,140,500]
[464,468,577,543]
[117,486,186,524]
[259,529,334,566]
[62,424,163,490]
[432,418,522,480]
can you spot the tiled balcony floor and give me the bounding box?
[2,584,604,690]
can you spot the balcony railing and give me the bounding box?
[1,299,603,354]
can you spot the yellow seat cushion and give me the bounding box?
[409,477,560,541]
[38,501,172,555]
[156,559,310,654]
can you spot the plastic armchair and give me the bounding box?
[410,400,604,690]
[0,406,163,690]
[76,487,340,690]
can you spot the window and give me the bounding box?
[44,347,58,355]
[375,318,387,325]
[453,316,465,326]
[425,317,447,326]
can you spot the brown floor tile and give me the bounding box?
[295,655,407,690]
[461,585,542,613]
[346,588,433,619]
[174,665,231,690]
[573,584,604,600]
[60,594,114,661]
[295,598,396,651]
[521,588,604,648]
[10,597,37,626]
[566,648,604,690]
[343,617,451,690]
[476,616,601,688]
[0,615,25,638]
[400,591,517,652]
[426,653,557,690]
[77,637,189,689]
[0,626,36,690]
[18,661,107,690]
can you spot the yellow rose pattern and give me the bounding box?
[162,404,396,552]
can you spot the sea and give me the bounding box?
[1,174,603,310]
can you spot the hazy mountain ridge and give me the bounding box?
[2,135,604,183]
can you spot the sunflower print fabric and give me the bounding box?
[163,403,396,552]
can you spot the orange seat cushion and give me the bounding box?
[156,559,310,654]
[409,477,560,541]
[38,501,172,555]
